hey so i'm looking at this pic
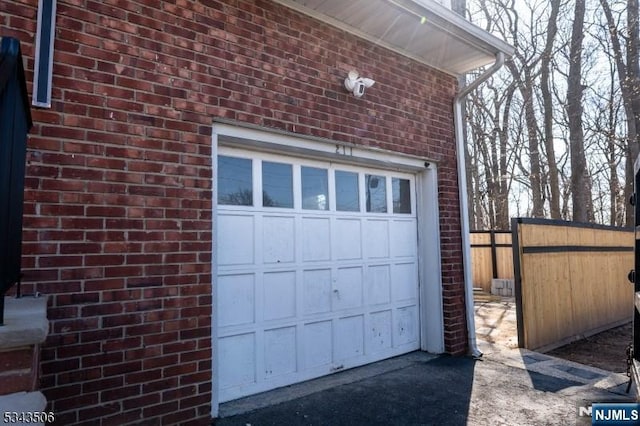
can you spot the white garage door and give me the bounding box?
[216,147,420,402]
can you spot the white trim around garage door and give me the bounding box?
[210,122,444,418]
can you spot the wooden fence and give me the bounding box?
[512,218,634,351]
[470,231,514,292]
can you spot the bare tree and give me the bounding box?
[586,17,626,225]
[472,0,548,218]
[466,76,517,229]
[466,0,633,226]
[541,0,563,219]
[567,0,595,222]
[599,0,640,226]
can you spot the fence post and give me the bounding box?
[490,230,498,279]
[511,219,525,348]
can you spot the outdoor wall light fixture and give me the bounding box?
[344,71,375,98]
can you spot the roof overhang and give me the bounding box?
[272,0,514,76]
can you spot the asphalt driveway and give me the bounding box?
[215,345,634,426]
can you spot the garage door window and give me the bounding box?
[365,174,387,213]
[301,166,329,210]
[217,155,414,215]
[263,161,293,208]
[392,178,412,214]
[335,170,359,212]
[218,156,253,206]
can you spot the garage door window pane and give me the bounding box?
[335,171,359,212]
[218,156,253,206]
[366,174,387,213]
[302,167,328,210]
[392,178,412,214]
[263,161,293,208]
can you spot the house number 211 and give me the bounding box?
[335,145,353,156]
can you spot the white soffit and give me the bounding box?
[272,0,514,75]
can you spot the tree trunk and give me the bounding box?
[541,0,562,219]
[567,0,594,222]
[468,101,486,229]
[496,84,515,229]
[523,75,545,217]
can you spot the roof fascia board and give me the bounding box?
[405,0,514,56]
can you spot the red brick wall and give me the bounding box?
[0,346,40,395]
[1,0,467,424]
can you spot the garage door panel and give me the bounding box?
[303,269,332,314]
[395,305,419,346]
[219,333,256,390]
[263,271,296,321]
[303,320,333,368]
[264,326,297,378]
[392,263,418,302]
[263,216,295,264]
[334,266,363,311]
[391,220,417,258]
[335,218,362,260]
[219,274,255,328]
[219,214,255,265]
[364,219,390,258]
[335,315,364,361]
[302,217,331,261]
[369,310,393,352]
[367,264,391,305]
